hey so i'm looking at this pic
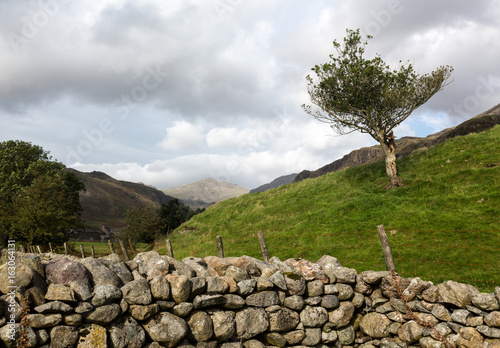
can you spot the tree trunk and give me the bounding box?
[379,132,403,188]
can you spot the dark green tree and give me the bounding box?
[0,140,85,246]
[121,206,165,245]
[303,29,453,187]
[158,199,203,234]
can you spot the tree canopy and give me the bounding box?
[0,140,85,245]
[303,29,453,187]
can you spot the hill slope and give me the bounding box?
[69,169,174,228]
[163,126,500,290]
[162,178,249,209]
[250,173,298,193]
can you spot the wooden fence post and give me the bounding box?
[20,245,25,253]
[377,225,396,272]
[216,236,224,258]
[129,238,137,256]
[257,231,270,263]
[108,240,115,254]
[166,240,174,259]
[64,242,68,255]
[36,246,42,254]
[90,246,96,258]
[119,240,130,261]
[48,242,53,253]
[79,244,85,258]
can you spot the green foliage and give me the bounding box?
[158,199,204,233]
[121,206,164,245]
[303,28,453,141]
[0,140,85,246]
[164,126,500,291]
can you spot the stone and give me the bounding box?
[328,301,355,328]
[485,312,500,327]
[27,313,62,328]
[163,255,196,278]
[188,311,213,342]
[268,256,295,273]
[337,283,354,300]
[149,275,171,301]
[269,308,300,332]
[69,281,93,301]
[472,293,500,311]
[173,302,194,317]
[302,327,322,346]
[321,295,339,309]
[269,271,287,290]
[45,258,91,286]
[225,265,249,282]
[204,256,232,276]
[193,294,226,309]
[452,309,472,325]
[121,278,153,305]
[256,277,274,291]
[242,255,278,278]
[422,285,440,303]
[419,337,447,348]
[402,277,430,301]
[380,275,411,299]
[337,325,355,345]
[284,273,306,296]
[35,329,49,345]
[438,281,480,309]
[246,291,279,307]
[284,258,329,283]
[456,327,484,348]
[355,278,373,294]
[100,253,134,284]
[85,303,121,325]
[414,312,440,327]
[222,294,246,309]
[352,292,365,308]
[211,310,236,341]
[300,305,328,328]
[324,284,339,295]
[92,284,122,306]
[133,251,170,278]
[143,312,189,347]
[220,276,237,293]
[166,275,191,304]
[307,280,324,297]
[484,339,500,348]
[431,304,453,321]
[34,300,72,313]
[81,257,124,287]
[358,270,391,284]
[78,323,107,348]
[64,313,83,326]
[360,312,392,338]
[283,295,306,311]
[243,339,265,348]
[332,266,357,284]
[235,307,269,339]
[190,277,207,297]
[304,296,321,306]
[129,303,160,321]
[75,301,93,314]
[477,326,500,339]
[430,322,452,341]
[50,325,79,348]
[182,257,210,278]
[467,316,484,327]
[206,277,229,294]
[237,279,256,296]
[398,321,424,344]
[45,283,76,303]
[263,332,286,347]
[282,330,306,345]
[322,329,338,344]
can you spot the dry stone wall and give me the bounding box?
[0,250,499,348]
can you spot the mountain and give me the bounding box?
[250,173,298,193]
[161,178,249,209]
[294,104,500,182]
[68,169,175,228]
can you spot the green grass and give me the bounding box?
[56,241,149,259]
[160,126,500,291]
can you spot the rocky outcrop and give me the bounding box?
[1,250,499,347]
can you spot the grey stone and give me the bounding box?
[182,257,210,278]
[237,279,256,296]
[206,277,229,294]
[27,313,62,328]
[85,303,121,325]
[337,325,355,345]
[74,301,93,314]
[307,280,325,297]
[282,330,306,345]
[472,293,500,311]
[193,294,226,309]
[63,313,82,326]
[235,307,269,339]
[413,312,440,327]
[69,281,92,301]
[437,281,480,309]
[284,273,306,296]
[134,251,170,278]
[211,310,236,341]
[419,336,447,348]
[300,306,328,328]
[358,270,390,284]
[328,301,355,328]
[50,325,79,348]
[150,275,171,300]
[44,283,76,303]
[355,278,373,294]
[243,339,265,348]
[302,327,322,346]
[121,278,152,305]
[269,307,300,332]
[268,256,294,273]
[225,265,249,282]
[246,291,279,307]
[143,312,189,347]
[284,258,329,283]
[189,277,207,297]
[477,325,500,338]
[269,271,287,290]
[485,311,500,327]
[45,258,91,286]
[456,327,484,347]
[332,266,357,284]
[35,329,49,345]
[422,285,440,302]
[402,277,430,301]
[173,302,194,317]
[430,322,452,341]
[204,256,232,276]
[222,294,246,309]
[452,309,472,325]
[304,296,321,306]
[34,300,72,314]
[431,304,453,321]
[81,257,124,287]
[188,311,213,342]
[322,329,338,344]
[256,277,274,291]
[352,292,365,308]
[398,320,424,344]
[360,312,392,338]
[164,255,196,278]
[92,284,122,306]
[263,332,286,347]
[324,284,339,295]
[129,303,160,321]
[100,253,134,284]
[321,295,339,309]
[283,295,306,311]
[337,283,354,300]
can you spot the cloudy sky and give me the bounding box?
[1,0,499,189]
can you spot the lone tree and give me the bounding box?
[303,29,453,187]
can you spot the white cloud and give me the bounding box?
[157,121,205,152]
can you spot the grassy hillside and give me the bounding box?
[160,126,500,291]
